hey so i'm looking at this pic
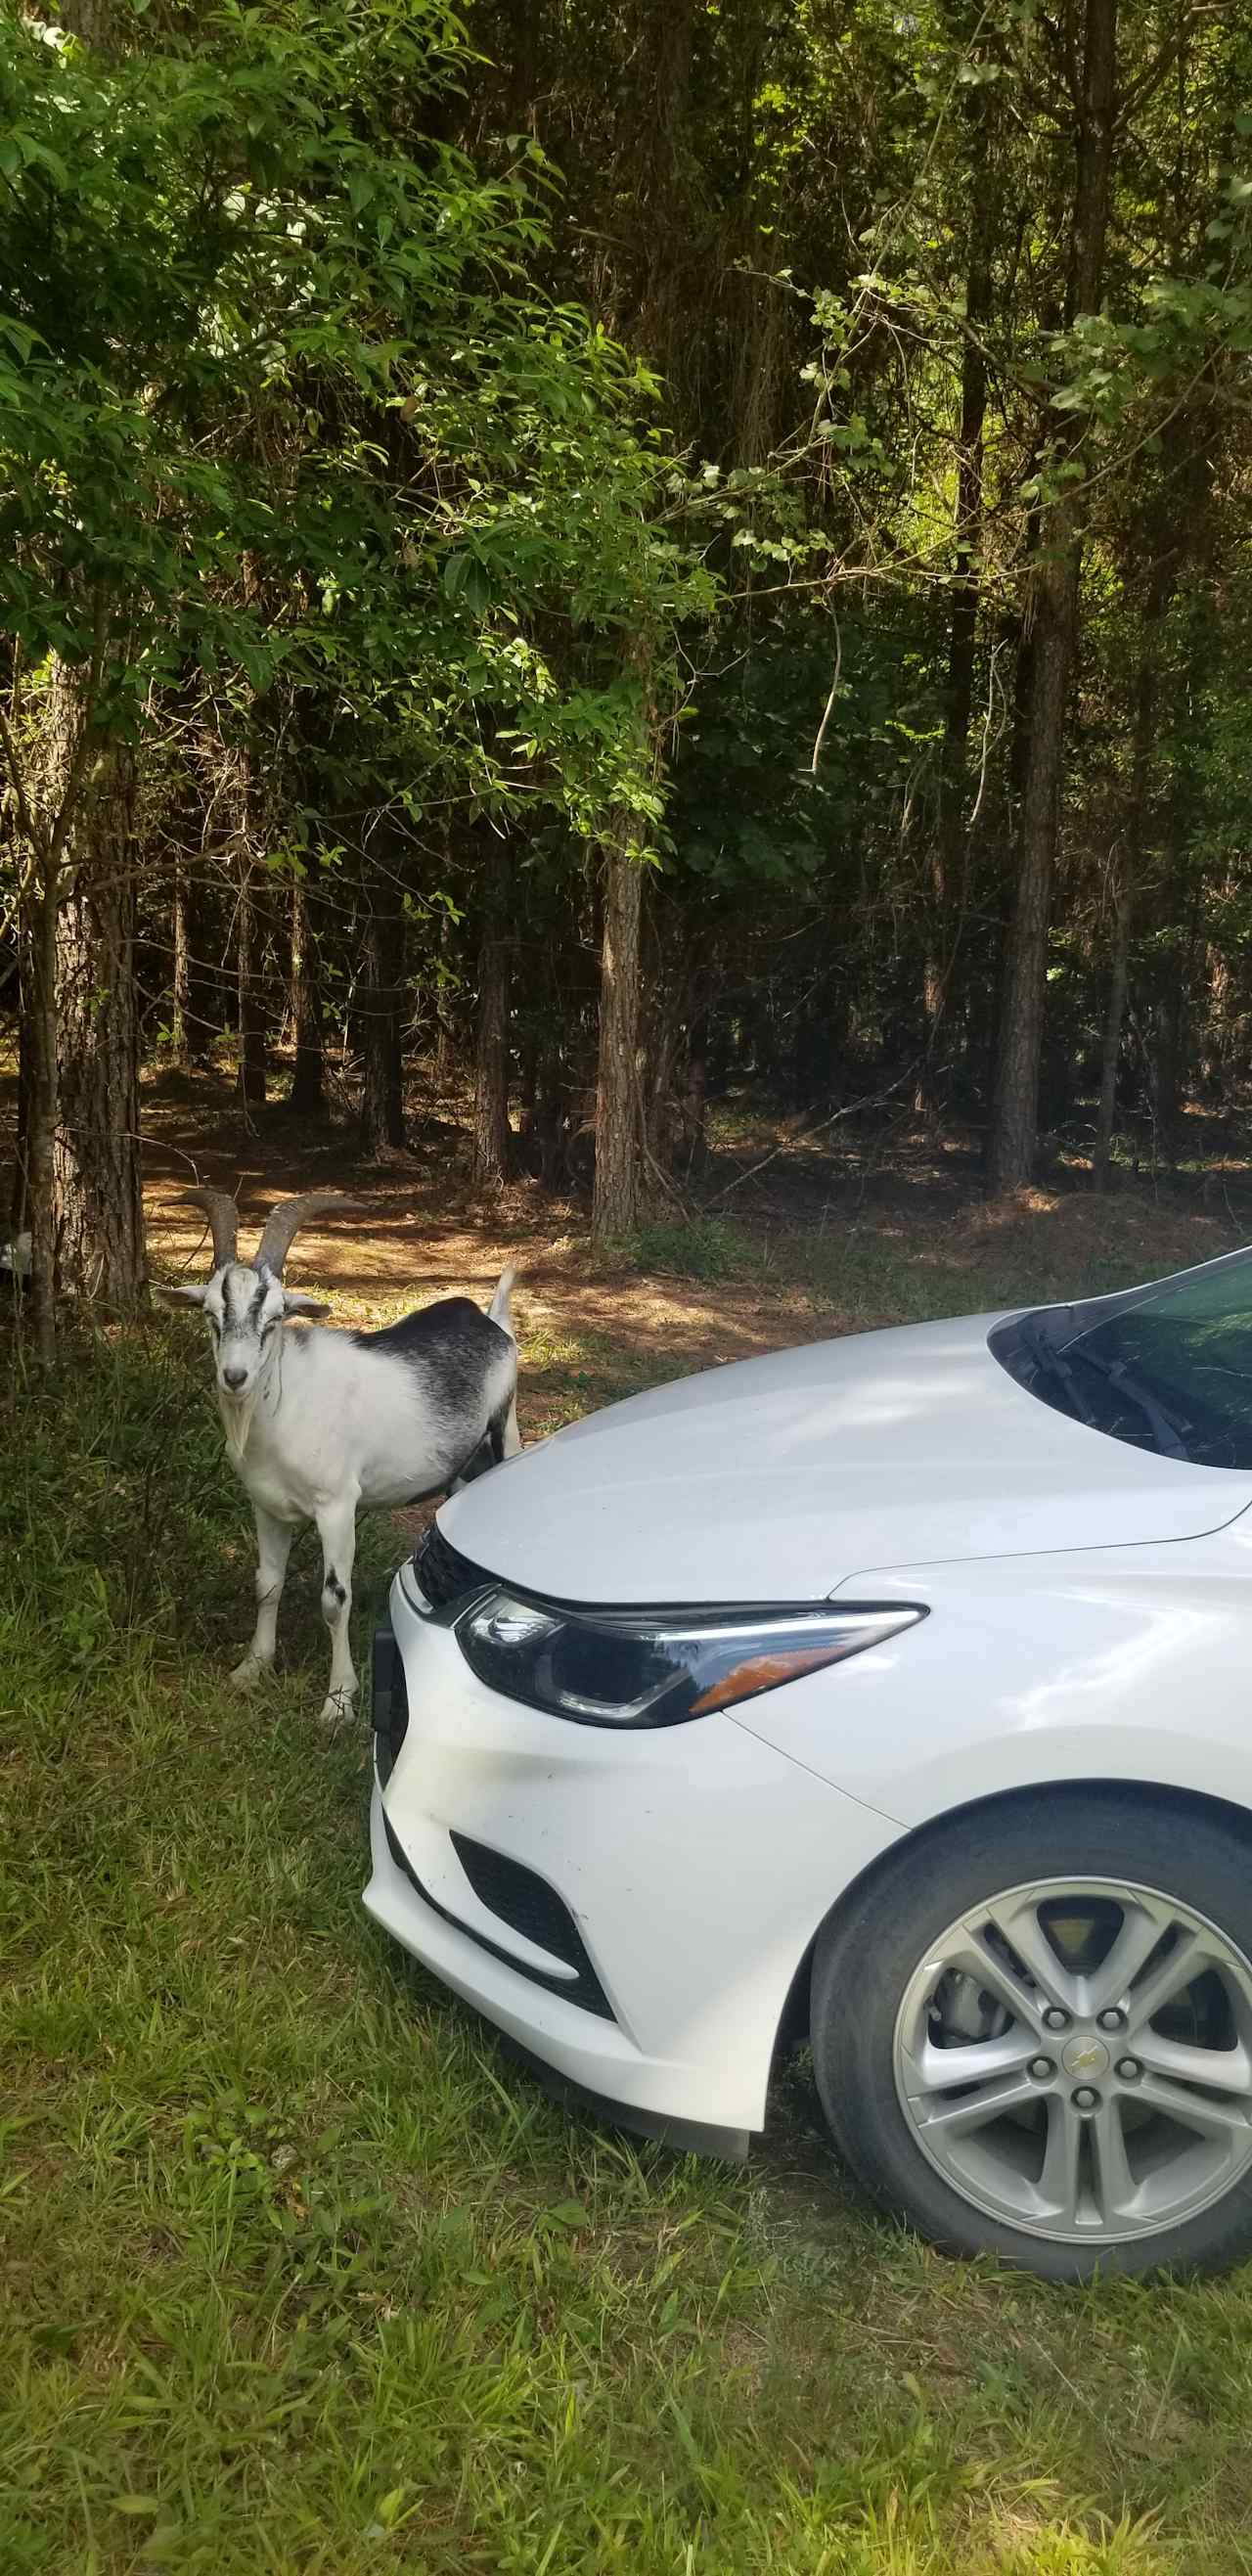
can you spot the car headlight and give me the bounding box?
[455,1592,925,1729]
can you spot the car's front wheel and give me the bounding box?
[811,1788,1252,2282]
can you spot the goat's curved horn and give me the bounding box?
[254,1191,359,1280]
[177,1188,240,1271]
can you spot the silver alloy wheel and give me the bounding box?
[893,1876,1252,2244]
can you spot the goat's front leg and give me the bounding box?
[230,1506,294,1691]
[314,1495,359,1729]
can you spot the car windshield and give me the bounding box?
[991,1250,1252,1470]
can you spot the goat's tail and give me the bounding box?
[488,1264,516,1338]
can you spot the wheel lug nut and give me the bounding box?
[1029,2056,1054,2080]
[1116,2056,1140,2082]
[1096,2008,1126,2032]
[1072,2086,1099,2111]
[1042,2007,1069,2032]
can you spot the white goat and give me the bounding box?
[160,1189,518,1724]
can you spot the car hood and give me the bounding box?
[438,1311,1252,1604]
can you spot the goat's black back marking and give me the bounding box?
[351,1298,510,1414]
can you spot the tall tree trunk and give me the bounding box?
[431,904,459,1085]
[171,854,193,1064]
[361,881,407,1154]
[170,852,211,1065]
[237,851,268,1108]
[288,874,325,1115]
[11,926,32,1238]
[472,846,513,1190]
[24,856,60,1358]
[1092,883,1133,1189]
[1092,560,1177,1188]
[919,78,995,1107]
[987,0,1118,1193]
[592,827,644,1242]
[226,732,267,1107]
[53,749,147,1303]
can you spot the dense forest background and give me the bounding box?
[3,0,1251,1348]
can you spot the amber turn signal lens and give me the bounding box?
[690,1646,846,1715]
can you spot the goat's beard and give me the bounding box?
[218,1387,258,1464]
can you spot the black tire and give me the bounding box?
[810,1785,1252,2283]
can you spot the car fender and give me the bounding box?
[729,1520,1252,1830]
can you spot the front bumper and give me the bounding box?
[362,1565,899,2145]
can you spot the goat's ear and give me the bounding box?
[282,1289,331,1319]
[156,1283,208,1308]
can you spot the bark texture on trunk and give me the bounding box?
[237,853,268,1108]
[170,852,212,1064]
[25,859,59,1357]
[987,0,1117,1194]
[361,887,406,1154]
[472,847,513,1190]
[288,874,325,1115]
[1092,560,1177,1187]
[920,78,995,1102]
[171,856,192,1063]
[11,926,32,1237]
[1092,881,1133,1189]
[53,747,147,1303]
[592,830,644,1242]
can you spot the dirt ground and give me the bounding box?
[8,1053,1251,1446]
[133,1061,1250,1439]
[140,1066,830,1403]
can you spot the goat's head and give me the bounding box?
[159,1189,350,1413]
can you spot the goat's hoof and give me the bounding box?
[229,1654,268,1693]
[316,1691,357,1733]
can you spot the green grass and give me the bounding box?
[622,1194,1241,1334]
[4,1225,1252,2575]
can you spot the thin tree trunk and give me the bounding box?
[592,826,644,1242]
[920,77,995,1106]
[238,850,268,1108]
[1092,884,1133,1189]
[53,747,147,1302]
[170,850,211,1065]
[25,856,60,1357]
[1092,565,1176,1188]
[289,874,325,1115]
[11,926,32,1238]
[433,907,459,1085]
[472,847,513,1190]
[987,0,1117,1193]
[171,854,192,1064]
[361,883,406,1154]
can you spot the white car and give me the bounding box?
[364,1243,1252,2282]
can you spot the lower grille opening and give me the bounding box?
[451,1832,594,1970]
[380,1813,614,2020]
[372,1622,409,1788]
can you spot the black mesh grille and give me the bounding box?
[451,1833,612,2015]
[414,1522,493,1609]
[371,1622,409,1788]
[382,1817,614,2020]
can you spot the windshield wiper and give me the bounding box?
[1065,1341,1192,1463]
[1016,1318,1193,1462]
[1016,1319,1102,1431]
